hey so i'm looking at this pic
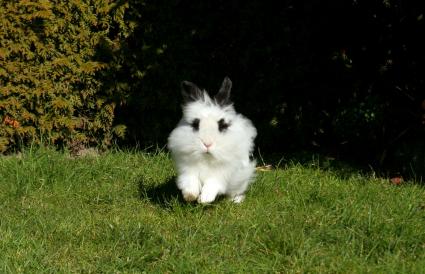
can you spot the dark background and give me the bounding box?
[108,0,424,179]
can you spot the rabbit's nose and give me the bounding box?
[202,141,213,148]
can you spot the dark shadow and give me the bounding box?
[256,150,373,181]
[138,176,186,208]
[138,176,229,208]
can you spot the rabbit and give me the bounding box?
[167,77,257,204]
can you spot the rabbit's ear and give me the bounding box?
[215,77,232,106]
[181,81,203,103]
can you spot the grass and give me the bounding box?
[1,148,425,273]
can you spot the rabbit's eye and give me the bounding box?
[218,118,230,132]
[191,118,200,131]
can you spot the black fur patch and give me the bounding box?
[214,77,232,106]
[191,118,200,131]
[181,81,203,103]
[218,118,230,132]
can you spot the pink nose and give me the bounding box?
[203,142,213,148]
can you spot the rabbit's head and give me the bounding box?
[168,77,256,164]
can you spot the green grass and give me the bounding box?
[1,148,425,273]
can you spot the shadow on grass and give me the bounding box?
[259,149,425,184]
[257,151,372,180]
[138,176,186,208]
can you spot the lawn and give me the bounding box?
[1,148,425,273]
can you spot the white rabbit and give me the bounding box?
[167,77,257,204]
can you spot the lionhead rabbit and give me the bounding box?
[168,77,257,204]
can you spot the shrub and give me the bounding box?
[0,0,129,152]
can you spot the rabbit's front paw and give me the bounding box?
[178,175,201,202]
[198,190,217,204]
[182,190,199,202]
[198,183,221,204]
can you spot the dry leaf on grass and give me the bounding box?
[256,165,273,172]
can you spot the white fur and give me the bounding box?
[168,87,257,204]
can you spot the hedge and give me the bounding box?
[0,0,130,152]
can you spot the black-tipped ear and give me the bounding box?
[215,77,232,106]
[181,81,203,103]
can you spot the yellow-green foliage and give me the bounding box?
[0,0,129,152]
